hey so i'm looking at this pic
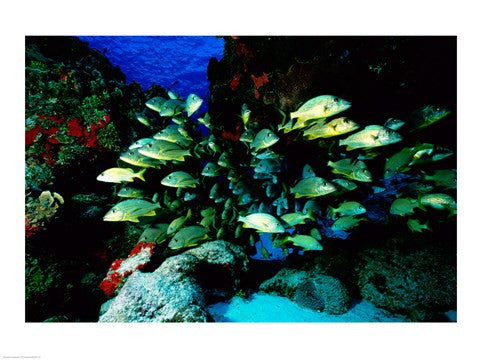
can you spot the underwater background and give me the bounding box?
[25,36,456,323]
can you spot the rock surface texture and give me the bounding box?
[99,240,249,322]
[259,268,350,315]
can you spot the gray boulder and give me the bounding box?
[357,246,456,321]
[99,240,249,322]
[259,268,350,315]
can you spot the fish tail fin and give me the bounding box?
[238,216,246,223]
[306,208,315,220]
[186,208,192,220]
[327,206,335,219]
[137,168,146,181]
[339,139,345,146]
[416,195,427,211]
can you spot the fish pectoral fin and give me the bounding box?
[346,146,354,151]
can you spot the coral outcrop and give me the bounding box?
[99,240,248,322]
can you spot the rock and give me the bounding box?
[259,268,350,315]
[357,245,456,321]
[99,240,249,322]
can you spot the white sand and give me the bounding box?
[208,293,408,322]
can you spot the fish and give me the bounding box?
[129,138,155,150]
[302,199,321,215]
[372,186,386,194]
[197,112,212,128]
[231,181,247,195]
[254,158,282,174]
[290,177,336,198]
[209,183,224,201]
[97,167,146,183]
[384,146,420,178]
[200,207,216,228]
[419,193,457,215]
[238,213,285,233]
[167,90,180,100]
[328,201,366,218]
[153,128,192,146]
[103,199,160,222]
[260,245,271,259]
[423,169,456,189]
[290,95,351,122]
[280,211,314,227]
[185,94,203,117]
[227,169,240,182]
[161,171,199,188]
[135,112,154,127]
[402,182,435,196]
[168,226,209,250]
[384,118,405,131]
[409,144,454,166]
[254,149,282,160]
[238,192,254,205]
[138,223,170,244]
[240,128,255,144]
[303,117,359,139]
[138,140,191,161]
[202,162,223,177]
[159,99,185,117]
[218,152,233,168]
[331,215,366,231]
[331,178,358,191]
[302,164,316,179]
[286,235,323,251]
[251,129,279,152]
[120,149,165,168]
[145,96,167,112]
[407,219,431,233]
[309,228,322,241]
[390,198,422,216]
[339,125,402,150]
[327,158,372,182]
[167,209,192,234]
[408,105,451,131]
[117,186,147,199]
[241,103,251,126]
[184,192,197,201]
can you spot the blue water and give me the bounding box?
[77,36,224,113]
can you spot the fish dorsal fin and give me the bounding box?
[364,125,384,130]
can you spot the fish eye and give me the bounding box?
[112,209,116,213]
[129,151,134,155]
[358,206,363,210]
[334,97,339,102]
[363,169,367,173]
[267,133,272,137]
[385,169,390,174]
[148,144,152,148]
[323,182,327,186]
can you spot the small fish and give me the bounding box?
[138,223,170,244]
[241,103,251,126]
[280,211,314,227]
[402,182,435,196]
[218,152,233,168]
[407,219,431,233]
[202,162,223,177]
[331,215,366,231]
[290,177,336,198]
[254,149,281,160]
[159,99,185,117]
[238,192,253,205]
[238,213,285,233]
[197,112,212,128]
[327,158,372,182]
[251,129,279,152]
[117,187,146,199]
[184,192,197,201]
[153,129,192,146]
[167,209,192,234]
[168,226,209,250]
[408,105,451,131]
[339,125,402,150]
[254,158,282,174]
[185,94,203,117]
[309,228,322,241]
[287,235,323,251]
[240,128,255,144]
[390,198,421,216]
[200,207,216,228]
[384,118,405,131]
[103,199,160,222]
[145,96,167,112]
[135,112,154,127]
[302,164,316,179]
[97,167,146,183]
[231,181,247,195]
[423,169,456,189]
[331,178,358,191]
[303,117,359,139]
[167,90,180,100]
[302,199,321,215]
[372,186,386,194]
[328,201,366,218]
[120,149,165,168]
[260,245,271,259]
[290,95,351,122]
[139,140,190,162]
[209,183,224,202]
[129,138,155,150]
[161,171,199,188]
[419,193,456,215]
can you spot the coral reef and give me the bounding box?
[99,240,248,322]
